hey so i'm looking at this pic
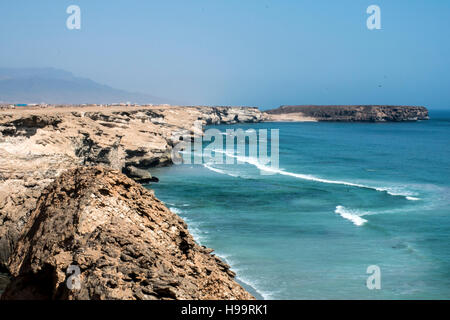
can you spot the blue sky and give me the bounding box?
[1,0,449,109]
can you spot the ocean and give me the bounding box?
[149,110,450,300]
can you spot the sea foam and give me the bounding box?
[169,207,207,243]
[203,163,240,178]
[210,149,420,201]
[335,205,368,226]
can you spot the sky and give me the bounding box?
[0,0,449,110]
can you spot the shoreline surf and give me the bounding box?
[168,206,268,300]
[203,150,421,201]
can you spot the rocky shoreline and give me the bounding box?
[0,105,265,300]
[1,166,253,300]
[0,103,430,299]
[266,105,429,122]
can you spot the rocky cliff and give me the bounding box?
[1,167,253,300]
[0,105,264,299]
[265,105,429,122]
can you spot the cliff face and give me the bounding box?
[1,167,253,300]
[0,105,266,275]
[265,105,429,122]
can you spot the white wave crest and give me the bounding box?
[212,149,419,201]
[203,163,241,178]
[335,205,368,226]
[169,207,182,215]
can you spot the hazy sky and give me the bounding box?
[1,0,449,109]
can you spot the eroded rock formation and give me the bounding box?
[1,167,253,300]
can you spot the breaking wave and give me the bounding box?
[210,150,420,201]
[335,205,368,226]
[203,163,240,178]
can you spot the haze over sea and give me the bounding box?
[149,111,450,299]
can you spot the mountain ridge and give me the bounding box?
[0,67,169,105]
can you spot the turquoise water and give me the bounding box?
[149,111,450,299]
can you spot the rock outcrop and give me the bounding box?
[0,105,266,272]
[1,167,253,300]
[195,106,267,125]
[265,105,429,122]
[0,273,9,296]
[123,166,159,183]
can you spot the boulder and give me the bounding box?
[123,166,159,183]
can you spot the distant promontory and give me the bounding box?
[265,105,429,122]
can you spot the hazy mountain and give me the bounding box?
[0,67,168,104]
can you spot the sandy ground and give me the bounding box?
[265,112,318,122]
